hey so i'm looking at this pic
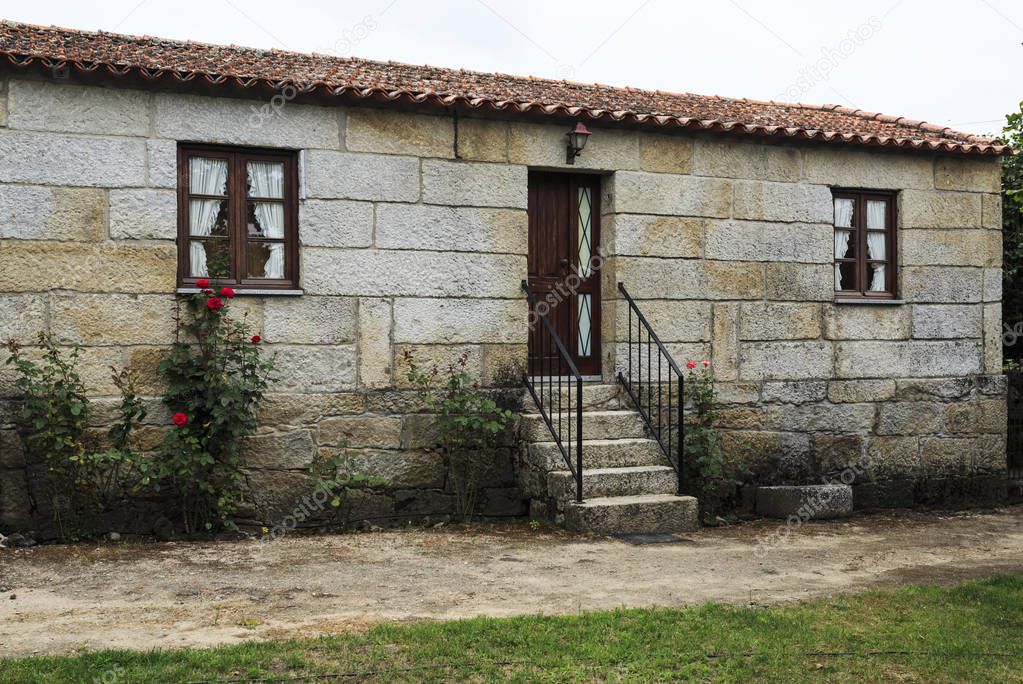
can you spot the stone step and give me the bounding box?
[563,494,700,535]
[521,383,621,410]
[519,409,647,442]
[548,465,678,501]
[525,438,667,472]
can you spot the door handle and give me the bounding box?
[559,258,569,269]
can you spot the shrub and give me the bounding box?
[145,286,275,534]
[5,334,141,540]
[308,441,387,530]
[403,350,514,522]
[682,360,740,522]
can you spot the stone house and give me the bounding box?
[0,20,1011,536]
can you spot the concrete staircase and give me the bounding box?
[517,383,699,535]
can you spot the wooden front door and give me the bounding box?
[527,172,601,376]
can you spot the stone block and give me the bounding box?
[852,479,916,509]
[477,486,528,517]
[704,220,831,262]
[346,108,453,158]
[803,148,933,190]
[919,437,976,477]
[0,185,105,241]
[316,415,404,449]
[733,181,833,223]
[262,296,357,345]
[823,304,911,340]
[738,341,833,380]
[982,193,1002,230]
[482,343,527,387]
[124,346,170,395]
[901,229,999,267]
[612,171,731,217]
[244,469,319,524]
[0,130,145,187]
[0,294,46,344]
[761,380,827,404]
[299,200,374,248]
[375,204,527,254]
[8,79,149,136]
[270,344,357,393]
[765,402,875,433]
[977,374,1007,397]
[0,468,33,530]
[456,118,508,162]
[0,429,24,468]
[612,214,704,258]
[393,489,453,517]
[827,379,895,403]
[865,435,920,479]
[639,133,693,174]
[394,344,482,388]
[302,248,523,297]
[147,139,178,189]
[876,401,945,436]
[984,303,1002,374]
[911,304,981,339]
[508,122,639,170]
[244,430,316,469]
[0,241,176,293]
[711,302,739,381]
[813,434,867,479]
[715,407,766,430]
[900,189,981,229]
[422,159,527,208]
[615,257,763,300]
[934,157,1001,193]
[894,377,973,401]
[983,268,1002,302]
[739,302,821,340]
[109,189,177,240]
[393,297,526,344]
[155,92,340,149]
[756,484,853,519]
[835,340,981,379]
[256,392,365,425]
[306,150,419,201]
[615,299,712,342]
[358,298,393,389]
[50,293,175,345]
[765,263,834,301]
[714,382,760,404]
[693,139,800,181]
[349,450,446,489]
[900,266,984,303]
[946,399,1007,434]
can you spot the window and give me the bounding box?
[177,145,299,291]
[833,190,896,299]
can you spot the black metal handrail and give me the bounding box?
[521,280,584,503]
[616,282,685,495]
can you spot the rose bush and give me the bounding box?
[141,285,275,533]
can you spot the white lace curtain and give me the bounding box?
[188,157,228,277]
[247,161,285,279]
[833,198,854,290]
[866,200,887,292]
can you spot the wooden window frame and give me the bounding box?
[177,144,300,292]
[833,189,898,301]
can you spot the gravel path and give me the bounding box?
[1,506,1022,657]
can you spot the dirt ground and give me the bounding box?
[1,506,1022,658]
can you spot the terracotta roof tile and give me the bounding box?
[0,19,1010,156]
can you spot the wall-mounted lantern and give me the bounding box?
[565,122,592,164]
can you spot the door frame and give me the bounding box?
[526,171,602,378]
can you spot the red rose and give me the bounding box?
[686,360,696,370]
[702,360,711,367]
[206,296,224,312]
[202,289,214,295]
[219,287,235,299]
[251,335,261,345]
[195,279,210,288]
[172,412,188,426]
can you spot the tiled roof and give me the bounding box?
[0,19,1010,156]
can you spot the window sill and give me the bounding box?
[834,298,905,306]
[176,288,304,296]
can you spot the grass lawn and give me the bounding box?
[3,575,1022,683]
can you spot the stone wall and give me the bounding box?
[0,72,1008,534]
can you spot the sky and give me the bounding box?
[1,0,1019,136]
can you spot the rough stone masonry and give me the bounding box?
[0,72,1007,534]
